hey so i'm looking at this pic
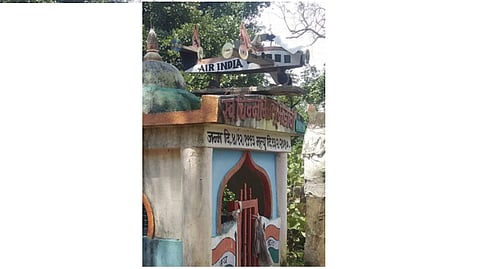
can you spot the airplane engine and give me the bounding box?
[270,70,292,85]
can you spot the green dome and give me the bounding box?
[143,86,201,113]
[143,29,200,114]
[143,60,187,89]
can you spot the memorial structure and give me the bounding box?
[142,29,305,266]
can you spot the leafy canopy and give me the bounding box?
[142,2,271,91]
[142,2,326,266]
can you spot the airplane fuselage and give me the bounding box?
[183,47,305,74]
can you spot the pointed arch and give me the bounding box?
[217,151,272,234]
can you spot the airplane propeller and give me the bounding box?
[221,41,234,59]
[197,46,204,60]
[238,44,249,60]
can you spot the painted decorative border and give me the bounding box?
[212,222,237,266]
[143,193,155,238]
[216,151,272,235]
[262,217,280,264]
[212,217,281,266]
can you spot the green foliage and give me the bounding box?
[221,186,236,213]
[286,136,306,265]
[273,66,325,112]
[183,73,268,92]
[1,0,54,2]
[141,2,325,266]
[284,66,325,266]
[142,2,269,92]
[0,0,129,2]
[199,2,270,21]
[302,65,326,106]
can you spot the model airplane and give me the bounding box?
[177,24,310,85]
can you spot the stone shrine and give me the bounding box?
[142,29,305,266]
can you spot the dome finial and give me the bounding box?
[147,28,158,52]
[144,28,162,61]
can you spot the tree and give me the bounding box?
[283,66,325,266]
[275,2,326,265]
[142,2,326,266]
[0,0,131,2]
[0,0,54,2]
[277,1,325,46]
[142,1,271,91]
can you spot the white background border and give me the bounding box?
[1,1,480,268]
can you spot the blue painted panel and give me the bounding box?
[251,151,277,219]
[212,149,278,236]
[143,237,183,266]
[212,149,242,236]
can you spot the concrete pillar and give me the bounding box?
[143,148,183,240]
[276,152,288,265]
[303,152,326,266]
[303,105,326,266]
[181,147,212,266]
[305,195,325,266]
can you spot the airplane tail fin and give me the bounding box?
[179,47,198,71]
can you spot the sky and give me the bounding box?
[258,1,326,69]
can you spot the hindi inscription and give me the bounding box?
[206,128,291,152]
[220,95,296,131]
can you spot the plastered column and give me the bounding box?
[143,148,183,240]
[181,147,212,266]
[303,105,326,266]
[276,152,288,265]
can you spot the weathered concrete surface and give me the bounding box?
[143,237,183,266]
[303,131,325,198]
[276,152,288,265]
[143,148,183,239]
[143,94,305,136]
[144,124,293,153]
[143,123,291,265]
[143,126,205,149]
[181,147,212,266]
[302,105,325,266]
[304,196,325,266]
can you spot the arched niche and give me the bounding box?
[217,151,272,234]
[143,193,155,238]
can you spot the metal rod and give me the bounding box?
[248,205,251,265]
[239,189,244,266]
[248,186,252,266]
[246,187,249,267]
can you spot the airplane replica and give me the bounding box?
[175,24,310,95]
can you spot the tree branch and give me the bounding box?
[278,1,325,45]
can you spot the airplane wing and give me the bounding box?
[191,85,306,96]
